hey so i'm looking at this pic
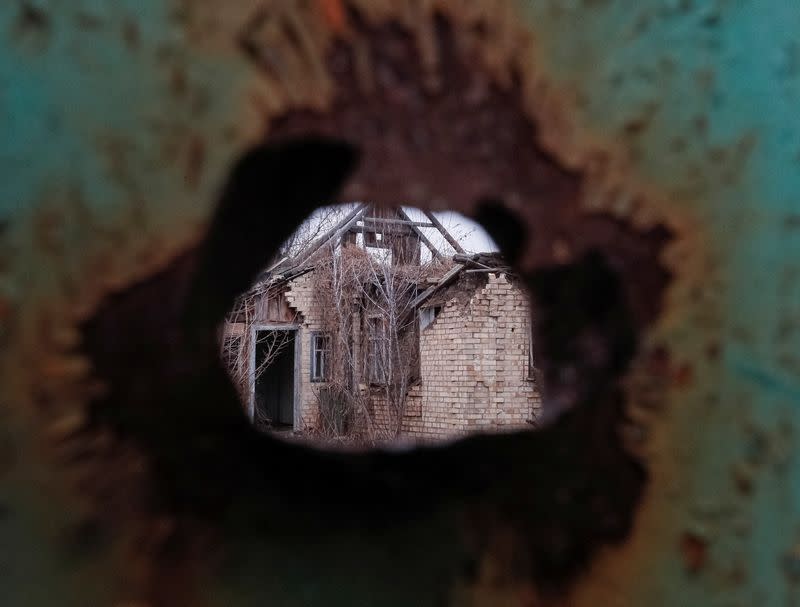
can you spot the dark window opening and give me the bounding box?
[311,332,331,382]
[367,316,389,385]
[419,305,441,331]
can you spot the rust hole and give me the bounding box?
[218,202,540,444]
[78,14,673,599]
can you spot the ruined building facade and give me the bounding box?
[222,205,541,441]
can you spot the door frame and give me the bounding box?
[249,324,301,430]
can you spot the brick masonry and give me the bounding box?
[283,272,325,430]
[401,272,541,440]
[284,270,541,441]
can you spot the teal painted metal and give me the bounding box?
[515,3,800,604]
[0,1,798,605]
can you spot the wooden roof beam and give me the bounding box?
[423,210,465,255]
[361,217,436,227]
[397,208,444,261]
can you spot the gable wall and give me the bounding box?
[402,272,541,440]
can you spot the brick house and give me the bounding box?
[222,204,541,441]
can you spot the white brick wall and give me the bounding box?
[402,272,541,440]
[284,272,324,430]
[284,270,542,440]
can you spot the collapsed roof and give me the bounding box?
[248,204,512,307]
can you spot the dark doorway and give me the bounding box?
[254,329,296,430]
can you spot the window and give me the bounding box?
[367,316,389,384]
[310,332,330,382]
[419,305,441,331]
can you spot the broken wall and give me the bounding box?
[283,272,324,430]
[402,272,541,439]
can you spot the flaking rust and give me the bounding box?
[0,1,797,606]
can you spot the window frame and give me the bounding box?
[310,331,331,382]
[367,315,389,385]
[418,305,441,331]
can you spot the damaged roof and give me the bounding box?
[243,205,513,311]
[412,252,514,308]
[255,203,468,285]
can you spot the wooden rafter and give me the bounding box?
[277,203,367,271]
[422,210,465,254]
[361,217,436,228]
[396,208,444,261]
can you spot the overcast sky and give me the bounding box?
[291,204,499,261]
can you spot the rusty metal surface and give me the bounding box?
[0,1,798,605]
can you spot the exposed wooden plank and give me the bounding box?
[423,210,466,254]
[284,203,367,269]
[349,224,416,237]
[397,208,444,261]
[361,217,436,227]
[464,268,510,274]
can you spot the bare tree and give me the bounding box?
[311,238,447,442]
[359,253,421,438]
[220,282,299,405]
[278,204,355,258]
